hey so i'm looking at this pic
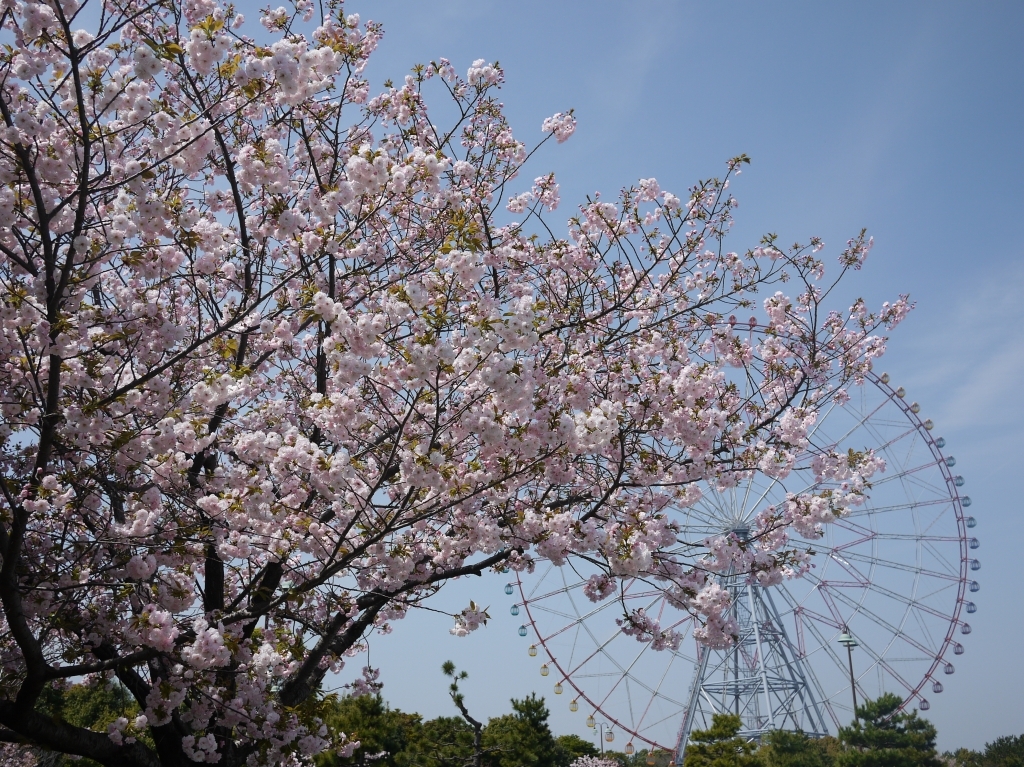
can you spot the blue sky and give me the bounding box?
[335,0,1023,752]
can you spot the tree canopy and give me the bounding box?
[481,694,562,767]
[947,735,1024,767]
[761,730,837,767]
[0,0,908,763]
[316,694,422,767]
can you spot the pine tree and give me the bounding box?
[761,730,834,767]
[316,694,423,767]
[683,714,762,767]
[482,695,561,767]
[837,694,941,767]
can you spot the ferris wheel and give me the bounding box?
[509,369,976,760]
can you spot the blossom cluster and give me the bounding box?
[450,602,492,637]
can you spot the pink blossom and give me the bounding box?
[450,602,491,636]
[583,573,616,602]
[541,111,577,143]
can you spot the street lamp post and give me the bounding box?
[838,627,859,720]
[593,721,614,755]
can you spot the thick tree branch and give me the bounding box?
[0,701,160,767]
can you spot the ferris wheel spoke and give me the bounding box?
[826,518,877,549]
[626,675,637,729]
[593,632,688,713]
[528,580,628,644]
[838,621,920,698]
[823,586,941,661]
[833,549,961,583]
[819,552,872,588]
[832,546,960,581]
[550,633,623,687]
[827,514,954,548]
[893,462,951,490]
[806,394,890,453]
[555,591,665,684]
[840,576,959,632]
[843,497,953,518]
[617,588,672,600]
[737,470,759,521]
[796,565,859,626]
[525,581,588,604]
[870,424,921,458]
[820,605,924,699]
[631,647,691,735]
[537,585,637,628]
[565,622,583,672]
[640,706,691,736]
[685,503,741,530]
[790,601,844,634]
[774,548,929,716]
[800,599,917,703]
[909,602,943,655]
[524,562,557,601]
[800,397,844,446]
[920,540,965,581]
[532,604,599,625]
[843,533,963,543]
[688,479,789,532]
[779,601,851,725]
[870,460,945,489]
[917,506,959,538]
[740,475,789,526]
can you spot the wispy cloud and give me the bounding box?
[890,263,1024,476]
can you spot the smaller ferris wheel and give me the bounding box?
[510,371,976,761]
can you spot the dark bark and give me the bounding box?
[0,702,160,767]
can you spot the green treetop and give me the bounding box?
[947,734,1024,767]
[837,694,941,767]
[482,694,562,767]
[761,730,837,767]
[315,694,423,767]
[682,714,762,767]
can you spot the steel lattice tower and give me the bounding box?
[673,564,830,763]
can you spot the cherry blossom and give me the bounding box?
[0,1,908,764]
[571,757,622,767]
[450,602,491,637]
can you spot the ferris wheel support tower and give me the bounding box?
[673,564,831,763]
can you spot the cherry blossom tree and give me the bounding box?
[0,0,910,764]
